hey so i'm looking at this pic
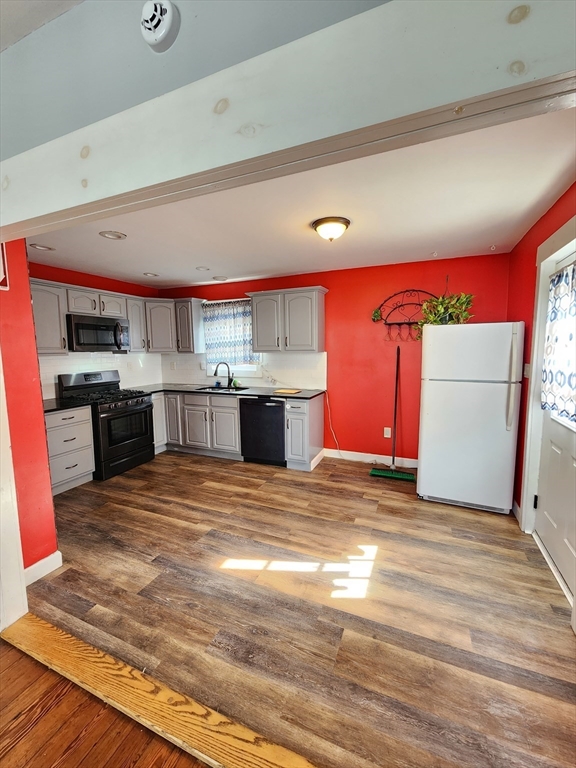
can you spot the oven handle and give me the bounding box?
[97,403,153,420]
[113,322,122,350]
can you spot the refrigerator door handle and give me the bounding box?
[509,328,519,383]
[506,382,516,431]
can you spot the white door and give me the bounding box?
[252,295,282,351]
[417,379,520,511]
[284,291,316,351]
[146,301,176,352]
[30,283,68,354]
[422,323,523,382]
[127,299,147,352]
[535,254,576,596]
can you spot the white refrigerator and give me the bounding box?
[417,322,524,514]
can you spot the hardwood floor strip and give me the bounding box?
[1,613,318,768]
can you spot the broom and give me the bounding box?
[370,345,416,482]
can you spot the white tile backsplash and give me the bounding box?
[161,352,327,390]
[40,350,326,399]
[39,352,163,399]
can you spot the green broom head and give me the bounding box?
[369,467,416,482]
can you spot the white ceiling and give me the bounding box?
[0,0,84,51]
[27,109,576,288]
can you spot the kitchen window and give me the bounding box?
[202,299,261,373]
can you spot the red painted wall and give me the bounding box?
[162,253,511,459]
[0,241,58,568]
[28,262,160,298]
[507,182,576,504]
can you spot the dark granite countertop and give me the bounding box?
[43,384,325,412]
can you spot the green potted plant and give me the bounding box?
[415,292,474,338]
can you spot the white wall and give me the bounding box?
[0,0,386,161]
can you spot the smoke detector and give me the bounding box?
[141,1,180,53]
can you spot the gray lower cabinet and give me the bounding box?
[152,393,167,450]
[30,282,68,354]
[168,394,240,455]
[45,406,95,494]
[182,405,210,448]
[285,396,325,471]
[127,299,147,352]
[165,393,182,444]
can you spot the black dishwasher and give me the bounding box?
[239,397,286,466]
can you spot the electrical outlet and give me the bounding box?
[199,361,206,370]
[383,427,392,438]
[170,362,176,371]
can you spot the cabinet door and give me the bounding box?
[182,406,210,448]
[31,283,68,354]
[146,301,177,352]
[127,299,147,352]
[100,294,127,318]
[284,291,317,351]
[165,394,182,444]
[152,393,167,447]
[286,412,308,462]
[175,301,192,353]
[211,407,239,452]
[252,294,282,351]
[67,289,99,315]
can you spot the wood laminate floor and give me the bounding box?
[0,639,208,768]
[25,452,576,768]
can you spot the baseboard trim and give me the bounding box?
[323,448,418,469]
[154,444,167,455]
[532,532,573,607]
[1,613,314,768]
[24,551,63,586]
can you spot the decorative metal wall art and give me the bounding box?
[372,289,437,341]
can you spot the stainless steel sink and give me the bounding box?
[195,386,249,392]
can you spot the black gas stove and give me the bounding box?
[57,371,155,480]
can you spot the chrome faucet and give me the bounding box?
[214,361,234,388]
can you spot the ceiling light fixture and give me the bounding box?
[143,272,159,277]
[311,217,350,242]
[99,231,127,240]
[28,243,56,251]
[196,266,210,271]
[213,276,228,281]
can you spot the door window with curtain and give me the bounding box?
[541,262,575,426]
[202,299,261,367]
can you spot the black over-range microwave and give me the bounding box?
[66,314,130,353]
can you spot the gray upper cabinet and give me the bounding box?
[67,289,99,315]
[31,282,68,355]
[67,289,127,318]
[127,299,147,352]
[146,301,177,352]
[175,299,206,354]
[100,294,127,318]
[249,287,327,352]
[251,294,282,351]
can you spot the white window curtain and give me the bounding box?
[202,299,261,365]
[541,262,575,425]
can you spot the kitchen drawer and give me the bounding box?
[210,395,238,409]
[47,420,93,458]
[45,406,91,429]
[183,394,209,406]
[49,446,95,486]
[285,399,308,414]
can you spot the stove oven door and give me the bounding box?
[96,403,154,462]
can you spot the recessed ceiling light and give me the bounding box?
[432,251,438,257]
[99,231,127,240]
[213,276,228,281]
[28,243,55,251]
[196,266,210,271]
[490,245,497,251]
[143,272,159,277]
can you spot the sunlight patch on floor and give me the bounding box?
[220,545,378,598]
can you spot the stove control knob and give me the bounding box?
[127,400,133,406]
